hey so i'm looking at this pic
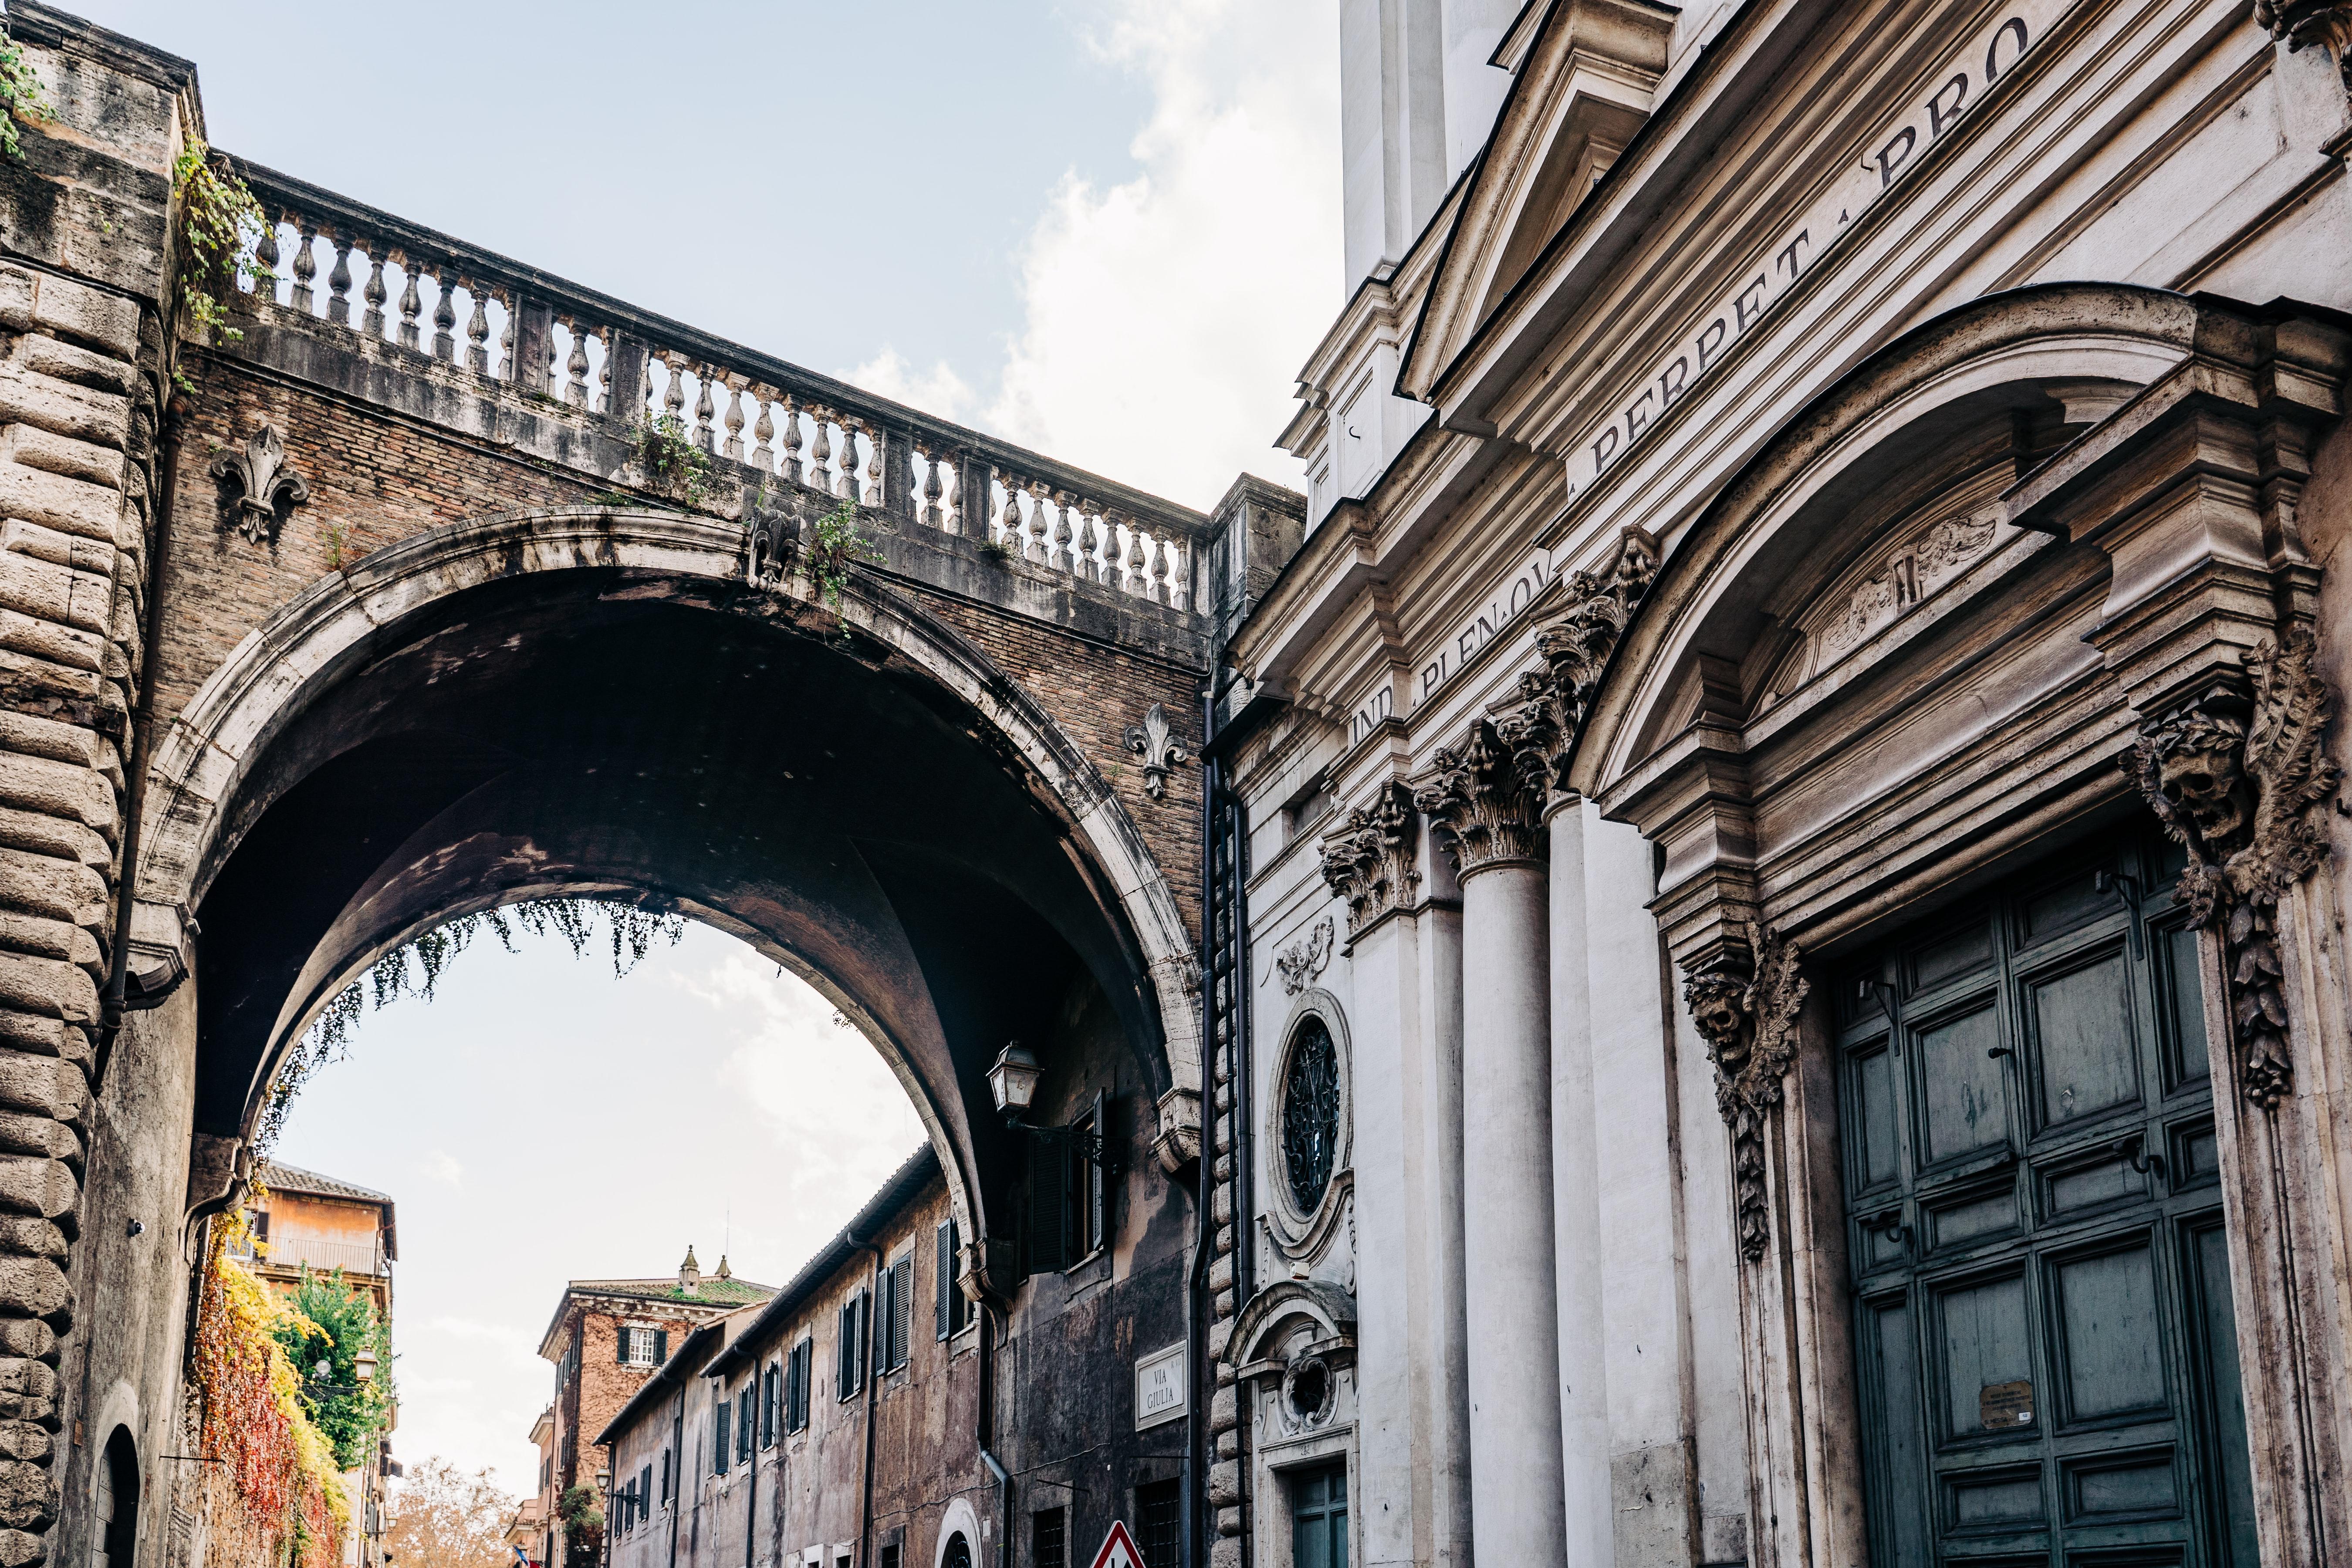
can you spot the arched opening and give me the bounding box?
[92,1427,136,1568]
[158,510,1196,1255]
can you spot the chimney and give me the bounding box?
[678,1245,700,1294]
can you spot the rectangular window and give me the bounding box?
[737,1388,753,1461]
[1135,1480,1181,1568]
[1068,1091,1109,1257]
[659,1449,670,1504]
[936,1219,968,1339]
[880,1548,899,1568]
[713,1399,731,1474]
[618,1326,663,1367]
[879,1254,913,1371]
[760,1364,779,1447]
[1032,1507,1066,1568]
[838,1293,866,1400]
[792,1340,814,1431]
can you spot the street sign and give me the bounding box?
[1087,1521,1145,1568]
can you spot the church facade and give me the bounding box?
[1204,3,2352,1568]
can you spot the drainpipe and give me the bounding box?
[976,1302,1008,1568]
[667,1382,685,1568]
[744,1379,755,1568]
[1187,687,1217,1568]
[854,1236,881,1568]
[1203,680,1256,1568]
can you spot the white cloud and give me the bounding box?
[982,0,1342,509]
[845,348,980,426]
[425,1149,464,1189]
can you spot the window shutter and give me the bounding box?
[737,1389,752,1460]
[1090,1089,1109,1251]
[1027,1137,1068,1274]
[713,1401,729,1474]
[891,1257,913,1368]
[616,1328,627,1364]
[936,1223,952,1340]
[654,1329,668,1364]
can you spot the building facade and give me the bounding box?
[1206,2,2352,1568]
[600,1146,1190,1568]
[535,1257,775,1568]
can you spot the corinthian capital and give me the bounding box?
[1511,524,1661,796]
[1415,719,1545,875]
[1318,780,1422,939]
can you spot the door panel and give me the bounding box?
[1842,831,2248,1568]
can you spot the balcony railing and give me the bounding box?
[224,160,1213,614]
[234,1233,389,1278]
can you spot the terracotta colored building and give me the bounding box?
[535,1253,774,1567]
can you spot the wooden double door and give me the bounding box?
[1838,830,2258,1565]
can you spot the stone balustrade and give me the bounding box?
[231,160,1209,612]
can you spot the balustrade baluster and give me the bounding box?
[498,317,514,379]
[467,293,490,374]
[1166,537,1192,610]
[781,397,804,486]
[834,419,857,500]
[723,384,746,460]
[433,270,457,360]
[1088,506,1113,584]
[1119,519,1145,595]
[397,263,422,349]
[1024,479,1051,562]
[810,407,834,492]
[942,455,962,536]
[751,398,775,472]
[999,474,1024,554]
[1048,490,1076,572]
[361,251,387,337]
[863,422,883,505]
[326,233,354,326]
[917,439,941,527]
[253,224,280,305]
[566,326,592,408]
[693,371,716,451]
[1152,533,1175,605]
[291,223,318,313]
[662,357,687,429]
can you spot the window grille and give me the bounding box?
[1282,1017,1342,1212]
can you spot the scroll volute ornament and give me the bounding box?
[1683,924,1809,1262]
[1499,525,1662,803]
[1318,781,1421,941]
[2127,630,2341,1108]
[210,424,311,546]
[1416,718,1546,874]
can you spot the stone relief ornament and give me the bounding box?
[1819,509,1998,658]
[1274,919,1333,996]
[2255,0,2352,93]
[1318,781,1421,939]
[209,424,310,546]
[744,495,798,590]
[1415,717,1545,873]
[1124,703,1191,801]
[2127,630,2341,1108]
[1682,923,1810,1262]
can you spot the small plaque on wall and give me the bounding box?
[1135,1341,1186,1429]
[1979,1379,2034,1430]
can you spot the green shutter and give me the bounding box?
[615,1328,627,1364]
[1027,1138,1068,1274]
[1090,1089,1109,1251]
[936,1224,952,1340]
[654,1329,668,1364]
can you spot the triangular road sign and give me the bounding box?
[1087,1521,1144,1568]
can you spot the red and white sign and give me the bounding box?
[1087,1522,1145,1568]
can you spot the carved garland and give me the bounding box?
[1682,924,1810,1262]
[1318,781,1421,940]
[2126,629,2341,1109]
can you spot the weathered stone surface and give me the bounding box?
[0,1524,44,1566]
[0,960,93,1028]
[0,1460,55,1531]
[0,1164,75,1225]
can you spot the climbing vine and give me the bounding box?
[0,21,53,162]
[808,498,882,618]
[254,898,686,1156]
[192,1214,350,1568]
[633,413,719,508]
[171,139,270,351]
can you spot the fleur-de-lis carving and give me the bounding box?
[1123,703,1191,800]
[210,425,311,546]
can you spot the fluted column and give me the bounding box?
[1418,719,1565,1568]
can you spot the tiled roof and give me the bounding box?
[565,1274,776,1306]
[258,1160,391,1204]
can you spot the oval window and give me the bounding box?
[1281,1016,1342,1213]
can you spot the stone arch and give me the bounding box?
[135,504,1203,1260]
[1567,281,2204,955]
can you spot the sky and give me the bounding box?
[68,0,1344,508]
[55,0,1345,1497]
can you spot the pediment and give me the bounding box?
[1399,0,1676,405]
